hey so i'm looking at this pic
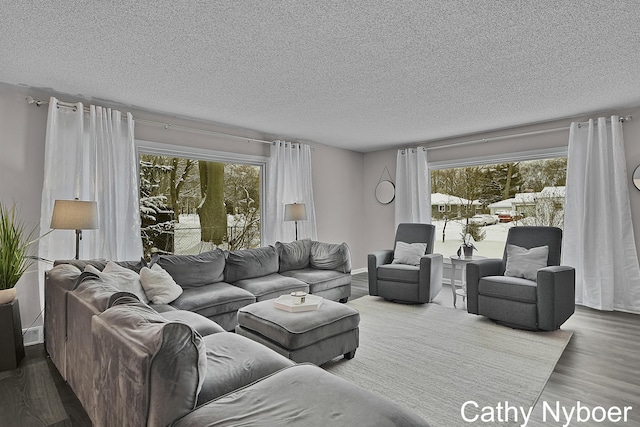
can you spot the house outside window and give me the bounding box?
[430,155,567,259]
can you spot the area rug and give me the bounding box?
[323,296,572,426]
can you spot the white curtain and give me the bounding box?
[38,98,143,307]
[395,147,431,227]
[265,140,317,243]
[564,116,640,312]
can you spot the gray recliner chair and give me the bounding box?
[466,226,575,331]
[368,223,443,304]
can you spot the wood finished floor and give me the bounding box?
[1,273,638,426]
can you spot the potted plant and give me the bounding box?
[457,233,477,258]
[0,203,36,304]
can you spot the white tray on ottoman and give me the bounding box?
[273,294,323,312]
[236,298,359,366]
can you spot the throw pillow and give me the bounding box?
[392,241,428,265]
[103,261,150,304]
[140,264,184,304]
[504,244,549,281]
[275,239,311,272]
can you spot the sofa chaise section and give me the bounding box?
[173,364,429,427]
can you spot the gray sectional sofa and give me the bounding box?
[44,241,429,426]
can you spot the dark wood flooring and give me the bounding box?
[1,273,638,426]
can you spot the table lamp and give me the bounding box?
[284,203,307,240]
[50,199,99,259]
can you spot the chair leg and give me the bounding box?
[344,350,356,359]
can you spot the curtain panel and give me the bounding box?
[395,147,431,227]
[563,116,640,311]
[38,97,142,308]
[264,141,317,243]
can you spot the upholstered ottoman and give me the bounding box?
[236,298,359,366]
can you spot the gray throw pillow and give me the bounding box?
[504,244,549,281]
[153,249,225,288]
[392,241,428,265]
[275,239,311,272]
[309,241,351,273]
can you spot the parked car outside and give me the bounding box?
[469,214,499,226]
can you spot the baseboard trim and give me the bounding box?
[22,325,43,346]
[351,268,367,275]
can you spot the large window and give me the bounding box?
[137,143,265,257]
[430,156,567,259]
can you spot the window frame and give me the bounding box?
[135,139,269,247]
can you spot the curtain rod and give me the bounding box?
[25,96,273,145]
[424,116,631,151]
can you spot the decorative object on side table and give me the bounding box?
[274,293,323,312]
[0,203,37,371]
[457,232,477,258]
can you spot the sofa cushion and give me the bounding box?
[310,241,351,273]
[224,246,279,283]
[154,249,226,288]
[173,365,429,427]
[197,332,294,404]
[170,282,256,319]
[479,275,538,303]
[140,264,183,304]
[376,263,419,283]
[233,273,308,301]
[275,239,311,272]
[280,268,351,295]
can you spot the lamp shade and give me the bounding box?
[284,203,307,221]
[50,200,99,230]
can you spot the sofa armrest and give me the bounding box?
[536,265,576,331]
[367,250,393,296]
[465,258,503,314]
[418,253,443,303]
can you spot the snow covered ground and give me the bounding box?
[433,219,516,259]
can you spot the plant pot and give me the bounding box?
[0,287,16,304]
[0,299,25,371]
[463,245,474,257]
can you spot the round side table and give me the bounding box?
[449,255,486,308]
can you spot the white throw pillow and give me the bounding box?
[392,241,428,265]
[504,244,549,281]
[103,261,150,304]
[140,264,183,304]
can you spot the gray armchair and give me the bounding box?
[466,226,575,331]
[368,223,443,304]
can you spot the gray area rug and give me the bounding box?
[323,296,572,426]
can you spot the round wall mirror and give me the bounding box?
[375,180,395,204]
[634,165,640,190]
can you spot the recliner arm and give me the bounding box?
[418,254,443,303]
[465,259,503,314]
[367,250,394,296]
[536,265,576,331]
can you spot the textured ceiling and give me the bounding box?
[1,1,640,152]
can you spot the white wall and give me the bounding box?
[0,83,366,327]
[362,108,640,264]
